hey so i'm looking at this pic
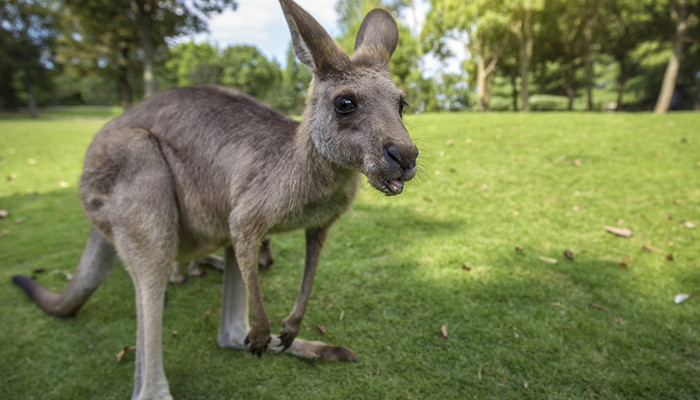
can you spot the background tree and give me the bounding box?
[219,45,282,103]
[160,42,221,88]
[0,0,57,116]
[423,0,512,111]
[654,0,698,113]
[128,0,237,97]
[59,0,140,108]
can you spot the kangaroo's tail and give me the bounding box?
[12,228,117,317]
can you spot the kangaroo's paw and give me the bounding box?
[278,322,299,352]
[244,330,271,358]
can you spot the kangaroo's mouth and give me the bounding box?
[383,179,403,195]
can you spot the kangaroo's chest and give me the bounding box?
[270,177,359,234]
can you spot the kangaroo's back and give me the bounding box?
[104,85,299,151]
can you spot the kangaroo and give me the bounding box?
[12,1,418,399]
[169,238,273,284]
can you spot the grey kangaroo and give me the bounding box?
[12,1,418,399]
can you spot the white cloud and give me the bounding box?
[180,0,339,64]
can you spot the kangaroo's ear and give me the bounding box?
[279,0,349,76]
[354,9,399,65]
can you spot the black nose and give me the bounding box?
[384,144,417,171]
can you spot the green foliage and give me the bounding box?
[1,110,700,398]
[161,42,221,88]
[0,0,58,111]
[220,45,282,100]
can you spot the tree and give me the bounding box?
[277,44,312,115]
[505,0,543,112]
[129,0,238,97]
[598,0,654,110]
[424,0,513,111]
[0,0,57,115]
[654,0,698,113]
[220,45,281,102]
[59,0,140,108]
[161,42,221,88]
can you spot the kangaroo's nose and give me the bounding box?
[384,143,418,171]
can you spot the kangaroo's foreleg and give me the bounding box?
[12,228,117,317]
[233,236,271,357]
[217,243,358,361]
[279,226,329,350]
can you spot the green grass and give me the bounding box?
[1,110,699,399]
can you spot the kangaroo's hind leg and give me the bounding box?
[83,127,179,400]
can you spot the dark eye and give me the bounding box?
[334,96,356,115]
[399,98,409,116]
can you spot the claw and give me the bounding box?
[246,335,271,358]
[278,331,295,352]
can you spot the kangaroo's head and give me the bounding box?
[280,0,418,196]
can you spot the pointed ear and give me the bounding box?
[354,9,399,64]
[279,0,349,76]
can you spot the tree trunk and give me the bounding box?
[119,47,133,109]
[27,75,37,118]
[654,1,690,114]
[510,73,518,111]
[584,22,594,111]
[518,9,533,112]
[133,0,157,98]
[566,69,575,111]
[119,72,133,110]
[695,78,700,110]
[476,57,489,112]
[615,58,627,111]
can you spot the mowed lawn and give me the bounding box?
[1,110,698,399]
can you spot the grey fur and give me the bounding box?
[12,1,418,399]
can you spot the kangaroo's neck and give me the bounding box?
[291,118,358,195]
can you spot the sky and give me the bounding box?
[182,0,465,74]
[185,0,341,65]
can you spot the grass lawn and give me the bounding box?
[1,110,699,399]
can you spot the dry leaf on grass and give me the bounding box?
[462,264,472,271]
[605,226,632,237]
[619,262,628,269]
[315,324,326,335]
[0,209,8,218]
[563,250,574,260]
[666,253,674,261]
[674,294,692,304]
[589,303,610,312]
[202,310,211,319]
[539,256,558,264]
[0,230,10,239]
[440,325,448,339]
[642,245,663,254]
[116,346,136,363]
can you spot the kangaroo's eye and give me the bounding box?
[334,96,356,115]
[399,98,409,116]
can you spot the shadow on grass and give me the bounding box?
[1,189,699,399]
